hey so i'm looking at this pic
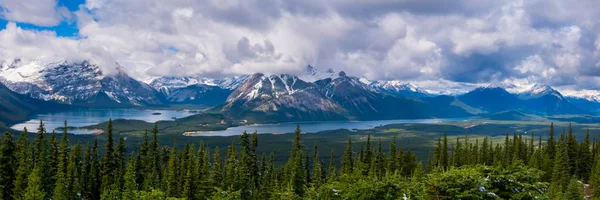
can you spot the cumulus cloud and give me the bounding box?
[0,0,71,26]
[0,0,599,93]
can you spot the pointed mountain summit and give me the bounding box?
[517,84,583,115]
[518,84,564,100]
[457,84,522,113]
[369,80,432,98]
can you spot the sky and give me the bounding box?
[0,0,599,95]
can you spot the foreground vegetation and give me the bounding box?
[0,120,599,199]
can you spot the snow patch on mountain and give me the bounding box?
[519,84,564,100]
[149,75,249,90]
[299,65,337,82]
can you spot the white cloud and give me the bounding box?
[0,0,70,26]
[0,0,600,92]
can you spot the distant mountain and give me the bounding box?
[0,82,70,125]
[565,96,600,113]
[0,59,163,107]
[299,65,337,83]
[218,71,476,122]
[458,84,522,113]
[149,75,249,90]
[369,80,432,98]
[216,73,347,122]
[150,75,249,106]
[517,84,584,115]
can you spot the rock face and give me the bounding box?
[458,84,584,115]
[150,75,249,105]
[220,71,476,122]
[0,81,70,125]
[458,85,523,113]
[0,59,163,107]
[369,80,432,98]
[218,73,347,122]
[517,84,584,115]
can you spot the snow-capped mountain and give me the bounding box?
[149,75,249,90]
[458,84,522,113]
[220,71,476,122]
[299,65,337,83]
[518,84,565,100]
[226,73,316,103]
[149,75,250,105]
[0,59,163,107]
[369,80,432,98]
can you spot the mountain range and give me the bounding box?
[1,59,599,125]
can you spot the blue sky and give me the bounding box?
[0,0,83,37]
[0,0,599,96]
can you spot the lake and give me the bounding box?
[186,118,469,136]
[11,109,195,134]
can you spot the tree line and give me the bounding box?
[0,120,597,199]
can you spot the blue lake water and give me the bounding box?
[11,109,195,134]
[186,118,469,136]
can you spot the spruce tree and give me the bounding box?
[341,137,353,174]
[24,166,46,200]
[67,143,82,200]
[311,144,323,187]
[122,153,137,200]
[591,154,600,198]
[101,119,115,191]
[89,140,101,200]
[441,133,448,169]
[550,135,570,197]
[327,149,336,181]
[563,176,585,200]
[210,147,223,189]
[0,132,16,199]
[13,128,30,200]
[579,130,592,182]
[388,135,398,172]
[547,122,556,160]
[225,139,237,189]
[567,123,579,175]
[286,125,305,196]
[115,135,126,189]
[53,121,70,200]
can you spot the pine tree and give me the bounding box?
[115,135,126,189]
[591,153,600,198]
[563,176,585,200]
[567,123,579,175]
[440,133,448,169]
[123,153,137,200]
[89,140,101,200]
[53,121,70,200]
[311,144,323,187]
[13,128,30,200]
[24,166,45,200]
[547,122,556,160]
[579,130,592,183]
[0,132,16,199]
[225,139,237,189]
[166,146,178,197]
[341,137,353,174]
[327,149,336,181]
[286,125,305,196]
[67,143,82,200]
[33,121,52,196]
[388,135,398,172]
[101,119,115,191]
[211,146,223,188]
[550,135,570,197]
